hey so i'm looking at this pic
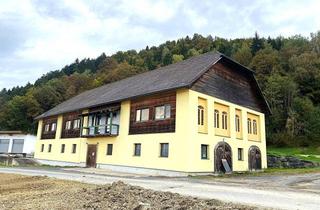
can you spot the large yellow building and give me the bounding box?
[34,52,270,175]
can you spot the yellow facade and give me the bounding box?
[34,88,267,173]
[213,102,230,137]
[247,112,261,142]
[197,97,208,134]
[235,109,243,139]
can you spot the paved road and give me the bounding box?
[0,167,319,210]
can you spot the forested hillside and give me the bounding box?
[1,32,320,147]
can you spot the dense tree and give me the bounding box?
[251,32,264,55]
[1,31,320,147]
[233,43,252,66]
[172,54,184,63]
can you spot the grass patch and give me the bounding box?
[267,146,320,163]
[263,167,320,174]
[191,167,320,180]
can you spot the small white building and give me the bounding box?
[0,131,36,155]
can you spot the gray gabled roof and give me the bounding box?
[36,52,222,119]
[36,51,271,119]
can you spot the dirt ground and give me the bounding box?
[0,173,258,210]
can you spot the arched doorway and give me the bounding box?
[248,146,262,171]
[214,141,232,173]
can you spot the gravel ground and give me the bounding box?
[0,173,257,210]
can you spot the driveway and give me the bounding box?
[0,167,319,210]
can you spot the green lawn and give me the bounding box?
[267,146,320,163]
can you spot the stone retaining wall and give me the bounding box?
[267,155,319,168]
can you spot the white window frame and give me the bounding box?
[65,120,72,130]
[51,123,57,131]
[155,105,171,120]
[136,108,149,122]
[44,124,50,132]
[73,119,81,129]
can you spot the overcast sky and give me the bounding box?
[0,0,319,89]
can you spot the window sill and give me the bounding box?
[198,131,208,134]
[214,134,231,138]
[248,139,261,142]
[154,118,171,121]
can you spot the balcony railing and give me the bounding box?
[82,124,119,137]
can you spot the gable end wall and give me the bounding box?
[191,60,265,113]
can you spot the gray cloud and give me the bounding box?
[0,0,319,89]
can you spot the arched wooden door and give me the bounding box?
[248,146,261,171]
[214,142,232,173]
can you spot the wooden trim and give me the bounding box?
[191,60,266,114]
[41,117,57,139]
[129,91,176,135]
[61,112,81,139]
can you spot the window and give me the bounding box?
[222,112,228,130]
[253,120,257,135]
[61,144,65,153]
[44,124,50,132]
[160,143,169,157]
[73,119,81,129]
[41,144,44,152]
[198,106,204,125]
[72,144,77,153]
[201,144,208,159]
[155,105,171,120]
[134,143,141,156]
[65,121,72,130]
[107,144,113,155]
[214,110,219,128]
[235,115,240,132]
[136,108,149,122]
[48,144,52,153]
[51,123,57,131]
[238,148,243,160]
[247,118,252,134]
